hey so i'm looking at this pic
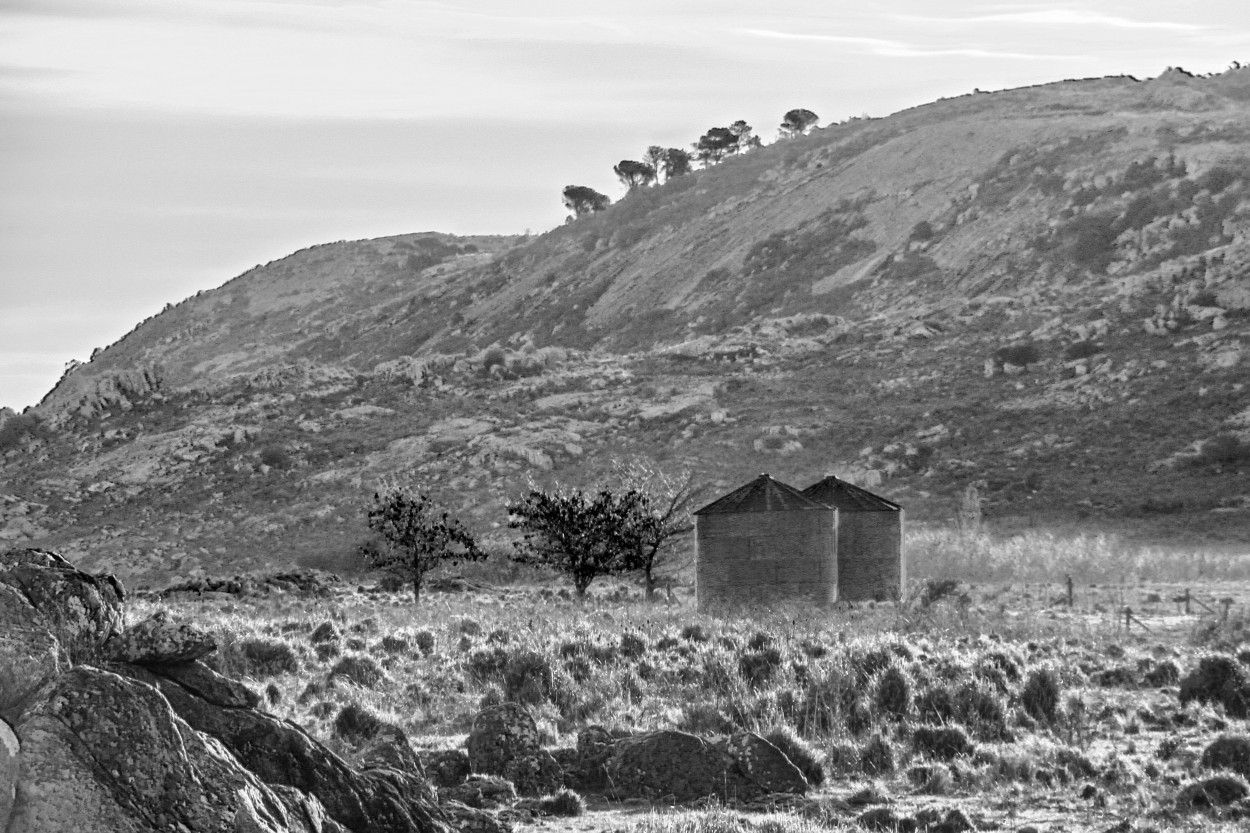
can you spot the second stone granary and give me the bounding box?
[693,473,904,610]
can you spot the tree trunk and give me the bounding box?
[644,565,655,601]
[411,575,421,605]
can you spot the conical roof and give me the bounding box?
[802,475,901,512]
[694,473,830,515]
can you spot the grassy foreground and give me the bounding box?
[130,529,1250,832]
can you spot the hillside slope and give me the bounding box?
[4,68,1250,587]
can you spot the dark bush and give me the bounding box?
[1180,655,1250,717]
[1022,668,1062,723]
[995,342,1041,368]
[1176,774,1249,809]
[537,788,586,817]
[333,702,385,742]
[763,725,825,786]
[236,638,300,677]
[1188,434,1250,469]
[503,649,556,705]
[310,622,340,644]
[1201,735,1250,778]
[874,665,912,719]
[330,654,387,688]
[860,733,896,775]
[1064,340,1103,360]
[259,445,293,469]
[916,685,958,724]
[912,726,975,761]
[739,647,784,688]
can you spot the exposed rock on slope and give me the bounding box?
[4,68,1250,584]
[0,547,449,833]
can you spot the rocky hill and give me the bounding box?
[3,67,1250,588]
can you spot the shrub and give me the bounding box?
[503,649,557,705]
[994,342,1041,368]
[1188,434,1250,469]
[414,629,436,655]
[739,648,784,688]
[680,624,710,642]
[236,638,300,678]
[911,726,975,761]
[380,635,410,654]
[762,725,825,786]
[537,788,585,817]
[1144,660,1180,687]
[1201,735,1250,778]
[954,682,1010,740]
[330,654,387,688]
[259,445,293,469]
[1176,774,1249,809]
[333,702,385,742]
[310,622,340,644]
[915,685,958,724]
[1021,668,1062,724]
[1180,655,1250,717]
[1064,340,1102,360]
[873,664,912,720]
[619,632,647,659]
[860,733,896,775]
[677,703,735,735]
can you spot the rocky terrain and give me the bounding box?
[8,546,1250,832]
[2,67,1250,587]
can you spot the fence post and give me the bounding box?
[1184,588,1191,615]
[1066,575,1074,608]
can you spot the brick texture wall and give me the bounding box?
[695,509,837,610]
[837,510,904,601]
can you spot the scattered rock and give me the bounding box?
[466,704,562,796]
[563,725,615,791]
[421,749,472,787]
[607,730,735,802]
[438,774,517,808]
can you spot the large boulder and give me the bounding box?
[1,547,452,833]
[725,731,808,795]
[1,718,17,832]
[606,730,739,802]
[10,666,338,833]
[108,610,217,664]
[605,730,809,803]
[123,663,446,833]
[0,584,61,724]
[466,704,562,796]
[0,548,123,661]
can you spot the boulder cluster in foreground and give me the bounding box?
[0,548,813,833]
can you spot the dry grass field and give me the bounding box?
[133,528,1250,833]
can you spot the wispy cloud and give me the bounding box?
[739,28,1073,60]
[899,9,1206,31]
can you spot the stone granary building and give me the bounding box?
[694,473,903,610]
[801,474,904,602]
[694,474,838,610]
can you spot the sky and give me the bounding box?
[2,1,1249,411]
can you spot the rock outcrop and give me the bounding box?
[0,547,449,833]
[603,729,809,802]
[466,703,563,797]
